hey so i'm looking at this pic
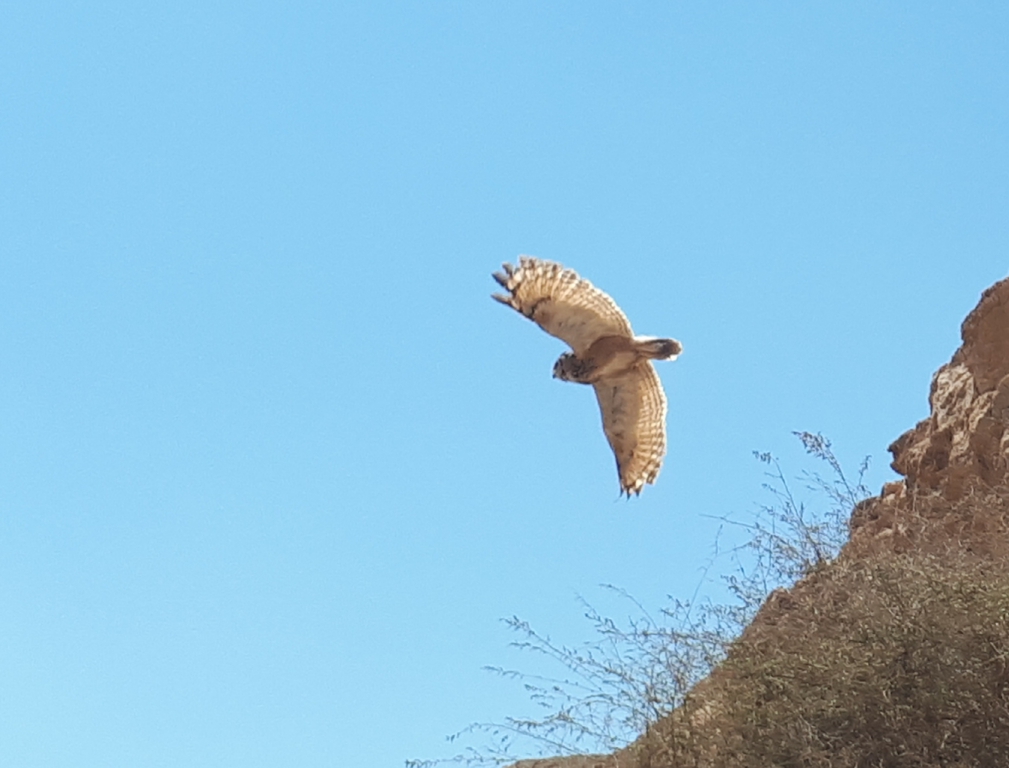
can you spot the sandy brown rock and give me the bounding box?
[885,277,1009,499]
[849,276,1009,558]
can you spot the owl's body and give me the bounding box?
[554,335,682,384]
[492,256,681,496]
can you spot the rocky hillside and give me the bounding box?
[509,275,1009,768]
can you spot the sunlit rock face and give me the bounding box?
[845,276,1009,558]
[889,276,1009,496]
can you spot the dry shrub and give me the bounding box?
[728,556,1009,768]
[638,549,1009,768]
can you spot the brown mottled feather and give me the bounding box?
[492,256,633,356]
[592,363,667,495]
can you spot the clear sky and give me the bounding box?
[2,2,1008,766]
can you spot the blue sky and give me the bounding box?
[2,2,1008,766]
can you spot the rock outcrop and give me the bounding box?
[848,275,1009,559]
[507,274,1009,768]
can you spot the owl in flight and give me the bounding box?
[492,256,682,496]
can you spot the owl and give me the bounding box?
[492,256,682,496]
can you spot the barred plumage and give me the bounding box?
[492,256,681,496]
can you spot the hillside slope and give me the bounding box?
[510,275,1009,768]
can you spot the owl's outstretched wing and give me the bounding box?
[592,363,668,496]
[492,256,633,356]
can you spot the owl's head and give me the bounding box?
[552,352,580,382]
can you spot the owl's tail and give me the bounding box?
[633,336,683,361]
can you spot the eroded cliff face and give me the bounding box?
[848,276,1009,558]
[508,276,1009,768]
